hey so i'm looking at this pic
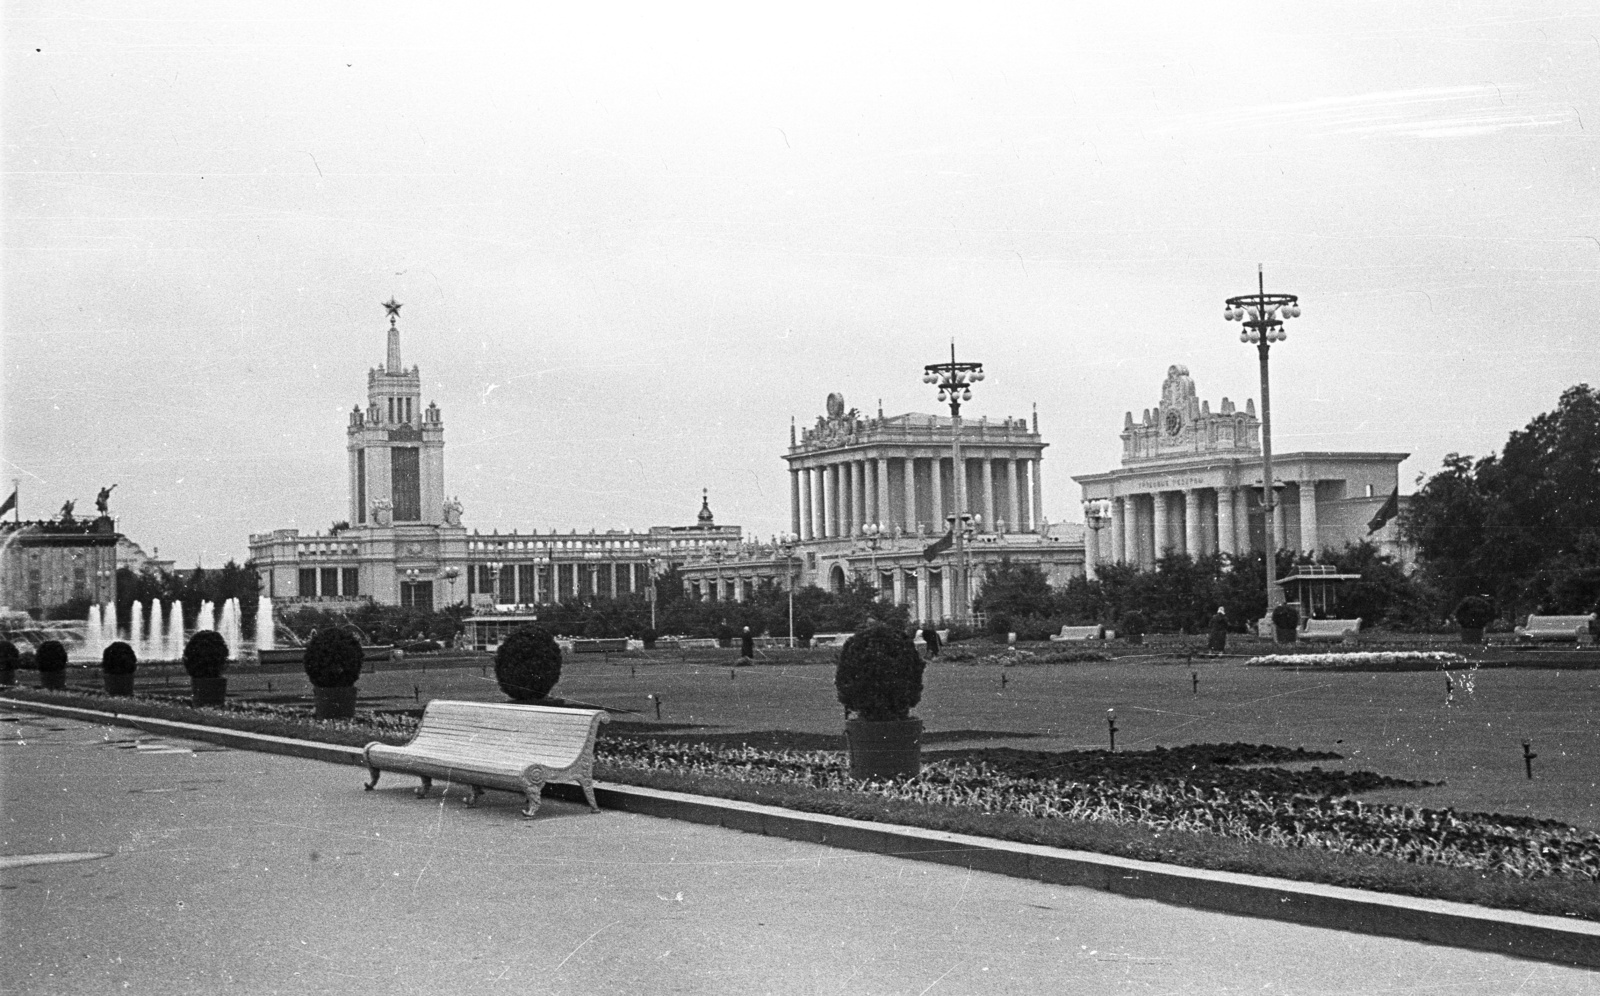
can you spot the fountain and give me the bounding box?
[85,603,105,660]
[195,600,214,632]
[130,600,146,660]
[219,598,242,658]
[255,595,275,652]
[163,600,183,661]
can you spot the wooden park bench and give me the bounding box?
[1049,625,1104,642]
[1514,615,1595,643]
[1300,619,1361,643]
[363,700,609,819]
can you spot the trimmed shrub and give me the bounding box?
[1271,603,1301,631]
[36,640,68,673]
[792,614,817,648]
[182,630,229,679]
[495,626,562,701]
[303,629,364,688]
[639,627,658,650]
[1453,595,1495,630]
[101,641,138,675]
[1118,611,1147,638]
[835,622,925,722]
[0,640,18,670]
[985,612,1013,639]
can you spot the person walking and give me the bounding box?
[1207,606,1229,653]
[922,625,941,657]
[739,625,754,664]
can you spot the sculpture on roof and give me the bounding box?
[95,484,117,515]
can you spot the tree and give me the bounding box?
[973,559,1056,619]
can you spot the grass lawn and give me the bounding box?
[63,637,1600,831]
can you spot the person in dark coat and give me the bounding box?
[922,626,941,657]
[1207,606,1229,653]
[739,626,754,663]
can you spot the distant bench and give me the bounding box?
[1300,619,1361,643]
[1049,625,1104,642]
[1515,615,1595,643]
[363,700,609,819]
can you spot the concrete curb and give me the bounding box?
[5,697,1597,969]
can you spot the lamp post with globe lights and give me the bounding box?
[861,522,885,589]
[1223,266,1301,613]
[922,344,984,626]
[776,534,800,647]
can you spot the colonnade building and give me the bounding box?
[1073,366,1408,574]
[676,393,1085,623]
[248,303,740,611]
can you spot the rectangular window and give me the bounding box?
[498,566,516,604]
[342,568,359,597]
[401,581,433,610]
[321,567,339,597]
[299,568,318,597]
[478,565,492,594]
[518,564,537,603]
[467,566,478,596]
[392,447,421,521]
[537,565,552,603]
[356,450,367,523]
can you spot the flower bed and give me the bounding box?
[939,646,1112,666]
[597,739,1599,884]
[1246,651,1468,669]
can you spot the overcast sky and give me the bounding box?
[4,2,1597,568]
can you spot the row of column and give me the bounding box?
[1095,481,1320,568]
[791,455,1043,540]
[471,561,648,604]
[692,563,976,625]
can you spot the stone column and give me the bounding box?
[1217,487,1237,555]
[1152,490,1170,558]
[916,564,930,623]
[930,457,944,532]
[790,469,801,538]
[1110,497,1126,564]
[892,566,906,606]
[1271,490,1287,553]
[610,563,618,598]
[876,458,890,531]
[1031,457,1044,533]
[1299,480,1319,556]
[804,467,818,540]
[1184,489,1202,557]
[820,466,833,538]
[841,462,855,537]
[1005,459,1020,535]
[1236,490,1251,554]
[941,569,954,624]
[1084,508,1100,581]
[855,460,868,535]
[903,456,918,533]
[981,458,995,532]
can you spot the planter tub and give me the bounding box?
[1459,627,1485,644]
[1274,627,1298,644]
[313,684,358,719]
[846,717,923,781]
[39,670,66,690]
[191,676,227,707]
[0,668,14,688]
[103,672,135,696]
[1123,634,1143,645]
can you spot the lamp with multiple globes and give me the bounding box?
[922,344,985,625]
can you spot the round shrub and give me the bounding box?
[101,641,138,675]
[1271,603,1301,631]
[495,626,562,702]
[1118,611,1147,637]
[303,628,364,688]
[986,612,1013,639]
[36,640,68,673]
[0,640,18,670]
[792,614,817,648]
[1454,595,1495,630]
[835,622,925,722]
[639,627,658,650]
[182,630,230,679]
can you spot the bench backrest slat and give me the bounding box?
[409,700,606,769]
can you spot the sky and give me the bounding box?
[4,1,1597,568]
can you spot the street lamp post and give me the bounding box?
[443,566,460,606]
[646,557,661,631]
[1223,266,1301,614]
[1084,504,1109,580]
[923,344,984,626]
[777,534,799,648]
[861,522,884,589]
[486,561,503,611]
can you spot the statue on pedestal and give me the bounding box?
[59,499,76,522]
[443,496,464,527]
[95,484,117,515]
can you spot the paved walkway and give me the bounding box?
[2,708,1594,995]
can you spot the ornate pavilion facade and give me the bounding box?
[676,393,1086,624]
[248,303,740,612]
[1073,365,1410,575]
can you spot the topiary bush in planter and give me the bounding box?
[100,641,137,696]
[0,639,17,687]
[1271,603,1301,643]
[303,628,365,718]
[835,622,926,781]
[792,614,816,649]
[1118,611,1147,645]
[36,639,68,690]
[1453,596,1494,644]
[495,625,562,702]
[183,630,230,706]
[639,627,658,650]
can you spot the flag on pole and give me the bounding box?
[1366,488,1400,534]
[0,487,15,519]
[922,529,954,562]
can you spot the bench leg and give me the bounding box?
[520,775,546,819]
[581,777,601,813]
[415,775,432,799]
[465,784,485,808]
[364,767,381,791]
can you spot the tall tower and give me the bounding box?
[347,299,446,527]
